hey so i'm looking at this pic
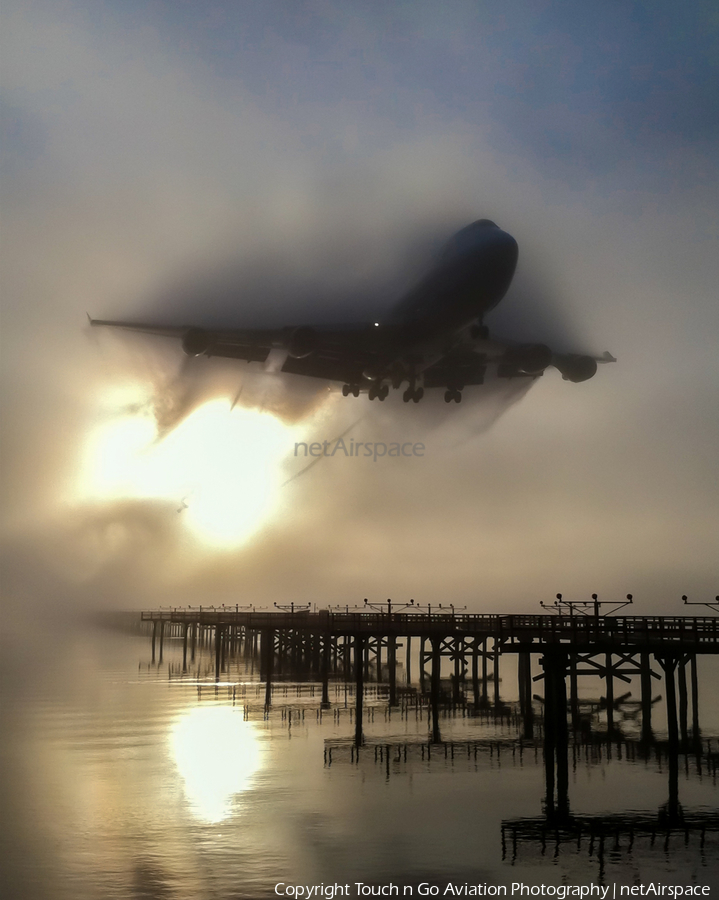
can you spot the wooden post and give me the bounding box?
[321,633,330,707]
[640,651,653,743]
[220,625,228,673]
[405,635,412,684]
[355,635,365,748]
[388,635,397,706]
[214,625,222,683]
[690,654,700,745]
[151,620,158,663]
[569,652,579,729]
[542,654,555,815]
[190,623,196,662]
[472,643,480,709]
[158,620,165,663]
[453,637,463,704]
[605,652,614,733]
[493,639,501,706]
[659,656,679,822]
[482,639,488,705]
[182,624,189,672]
[431,636,442,743]
[678,657,689,746]
[555,653,569,818]
[264,629,274,708]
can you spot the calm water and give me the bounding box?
[1,622,718,899]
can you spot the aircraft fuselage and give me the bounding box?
[366,219,518,383]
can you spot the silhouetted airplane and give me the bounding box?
[89,219,615,403]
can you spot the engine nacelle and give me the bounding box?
[285,326,317,359]
[501,343,553,375]
[552,354,598,383]
[182,327,211,357]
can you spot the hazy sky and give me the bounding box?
[1,0,718,626]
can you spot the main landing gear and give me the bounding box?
[403,386,424,403]
[368,384,389,401]
[444,388,462,403]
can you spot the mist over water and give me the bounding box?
[2,622,718,900]
[2,4,719,898]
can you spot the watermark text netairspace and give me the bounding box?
[294,438,425,462]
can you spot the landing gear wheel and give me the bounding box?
[412,388,424,403]
[454,390,462,403]
[378,385,389,401]
[368,386,378,401]
[444,390,453,403]
[403,389,412,403]
[352,385,360,398]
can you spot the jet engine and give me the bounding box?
[552,354,598,383]
[285,326,317,359]
[182,327,211,357]
[499,343,553,376]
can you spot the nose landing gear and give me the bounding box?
[444,389,462,403]
[342,383,361,397]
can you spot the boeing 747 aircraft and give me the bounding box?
[89,219,615,403]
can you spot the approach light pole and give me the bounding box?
[542,593,634,618]
[412,601,467,618]
[363,598,416,619]
[274,602,311,614]
[682,595,719,614]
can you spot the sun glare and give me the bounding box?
[79,388,295,547]
[170,706,262,823]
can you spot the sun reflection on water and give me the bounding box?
[170,706,262,823]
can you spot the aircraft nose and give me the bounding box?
[488,230,518,285]
[482,229,518,301]
[494,229,518,268]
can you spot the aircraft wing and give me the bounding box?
[88,317,383,384]
[422,341,616,387]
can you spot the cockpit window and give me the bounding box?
[440,219,499,260]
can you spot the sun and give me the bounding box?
[77,385,296,547]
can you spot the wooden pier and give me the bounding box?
[141,607,717,751]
